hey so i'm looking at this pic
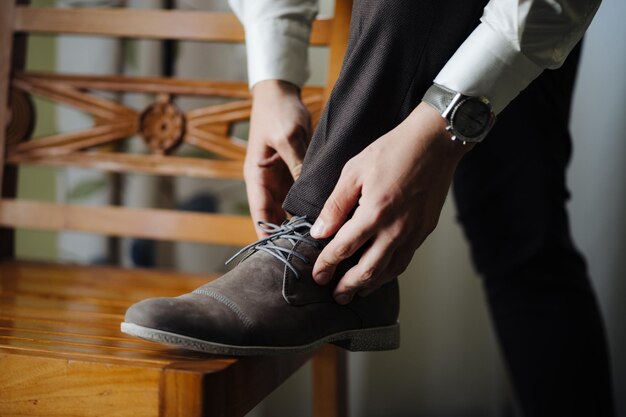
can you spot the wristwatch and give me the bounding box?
[422,83,496,145]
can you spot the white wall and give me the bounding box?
[569,0,626,415]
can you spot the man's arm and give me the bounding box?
[229,0,318,236]
[230,0,602,300]
[232,0,601,113]
[310,0,603,304]
[228,0,318,88]
[435,0,602,114]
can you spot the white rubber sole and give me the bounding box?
[121,322,400,356]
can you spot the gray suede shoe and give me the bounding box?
[121,216,400,355]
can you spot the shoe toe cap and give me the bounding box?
[124,297,179,329]
[124,294,248,345]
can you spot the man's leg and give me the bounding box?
[453,45,615,416]
[283,0,487,218]
[281,0,614,414]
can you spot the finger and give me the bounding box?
[272,126,308,180]
[310,162,361,239]
[357,240,415,297]
[333,235,397,304]
[357,269,397,297]
[245,177,286,238]
[256,151,282,167]
[312,209,376,285]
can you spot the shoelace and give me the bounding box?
[225,216,321,279]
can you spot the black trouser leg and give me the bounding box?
[453,45,615,416]
[283,0,487,218]
[282,1,615,415]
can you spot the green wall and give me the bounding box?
[14,29,58,261]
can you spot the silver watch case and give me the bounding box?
[441,93,496,145]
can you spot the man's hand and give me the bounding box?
[245,80,312,238]
[310,102,473,304]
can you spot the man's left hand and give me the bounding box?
[310,102,473,304]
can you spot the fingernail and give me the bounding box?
[310,218,325,237]
[335,294,351,305]
[314,271,330,285]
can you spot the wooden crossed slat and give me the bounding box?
[14,76,136,120]
[9,124,136,157]
[9,76,137,156]
[6,72,326,179]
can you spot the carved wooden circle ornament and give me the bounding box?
[139,100,185,154]
[6,88,35,145]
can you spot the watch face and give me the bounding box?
[451,97,492,139]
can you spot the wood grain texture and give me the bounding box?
[1,1,355,415]
[0,199,257,246]
[184,128,246,161]
[13,75,136,118]
[19,72,326,97]
[0,353,162,417]
[9,123,137,156]
[6,151,245,180]
[14,7,334,46]
[0,261,316,417]
[313,345,348,417]
[19,72,253,97]
[6,72,323,181]
[6,88,34,146]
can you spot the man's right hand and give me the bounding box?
[245,80,312,238]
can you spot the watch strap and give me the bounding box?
[422,83,458,114]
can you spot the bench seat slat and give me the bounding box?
[0,199,257,245]
[14,7,334,45]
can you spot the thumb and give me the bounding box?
[310,165,361,239]
[273,126,308,180]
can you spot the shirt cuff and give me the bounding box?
[433,22,543,115]
[245,18,311,89]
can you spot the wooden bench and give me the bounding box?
[0,1,353,416]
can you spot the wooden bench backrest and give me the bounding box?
[0,1,353,258]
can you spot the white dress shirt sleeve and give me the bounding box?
[435,0,602,114]
[228,0,318,89]
[230,0,601,115]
